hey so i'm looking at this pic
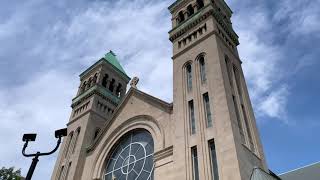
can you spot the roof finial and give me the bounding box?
[109,50,116,56]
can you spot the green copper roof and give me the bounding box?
[79,51,130,81]
[104,51,127,77]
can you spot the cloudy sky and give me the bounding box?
[0,0,319,179]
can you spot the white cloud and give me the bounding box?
[257,86,289,120]
[228,1,290,122]
[0,70,76,179]
[0,0,173,179]
[274,0,320,37]
[1,0,319,179]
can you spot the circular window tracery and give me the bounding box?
[105,130,154,180]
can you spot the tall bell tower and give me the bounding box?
[169,0,268,179]
[51,51,130,180]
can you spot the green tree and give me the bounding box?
[0,167,22,180]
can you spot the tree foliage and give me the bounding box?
[0,167,22,180]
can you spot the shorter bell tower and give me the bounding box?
[51,51,130,180]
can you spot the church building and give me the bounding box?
[51,0,277,179]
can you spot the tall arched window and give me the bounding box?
[199,56,206,83]
[186,64,192,91]
[72,128,81,154]
[104,130,154,180]
[187,5,194,17]
[64,132,74,158]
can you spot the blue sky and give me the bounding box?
[0,0,319,179]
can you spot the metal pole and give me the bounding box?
[25,153,40,180]
[22,128,66,179]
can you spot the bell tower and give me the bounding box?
[169,0,267,180]
[51,51,130,180]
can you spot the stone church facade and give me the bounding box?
[51,0,270,180]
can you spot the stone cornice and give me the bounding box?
[168,0,186,13]
[71,85,119,108]
[169,3,239,45]
[172,30,242,64]
[216,0,233,15]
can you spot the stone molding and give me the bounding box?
[154,146,174,162]
[169,4,239,45]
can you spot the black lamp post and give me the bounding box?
[22,128,67,180]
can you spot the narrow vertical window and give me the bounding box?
[241,105,255,151]
[199,57,207,83]
[232,96,245,143]
[65,162,72,179]
[203,93,212,127]
[225,57,233,89]
[72,128,80,154]
[233,66,242,97]
[189,100,196,134]
[191,146,199,180]
[209,140,219,180]
[64,132,73,158]
[186,64,193,91]
[58,166,64,180]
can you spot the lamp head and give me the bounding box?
[55,128,67,138]
[22,133,37,142]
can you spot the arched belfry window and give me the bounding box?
[187,5,194,17]
[186,64,193,91]
[81,81,87,93]
[197,0,204,9]
[116,83,122,97]
[178,11,185,24]
[104,130,154,180]
[109,79,115,92]
[102,74,109,88]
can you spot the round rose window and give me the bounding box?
[104,130,154,180]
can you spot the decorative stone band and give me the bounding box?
[169,4,239,45]
[153,146,173,162]
[71,85,120,108]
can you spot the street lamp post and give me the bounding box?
[22,128,67,180]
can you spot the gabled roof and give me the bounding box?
[87,87,173,152]
[103,51,128,77]
[279,162,320,180]
[79,51,130,81]
[250,168,281,180]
